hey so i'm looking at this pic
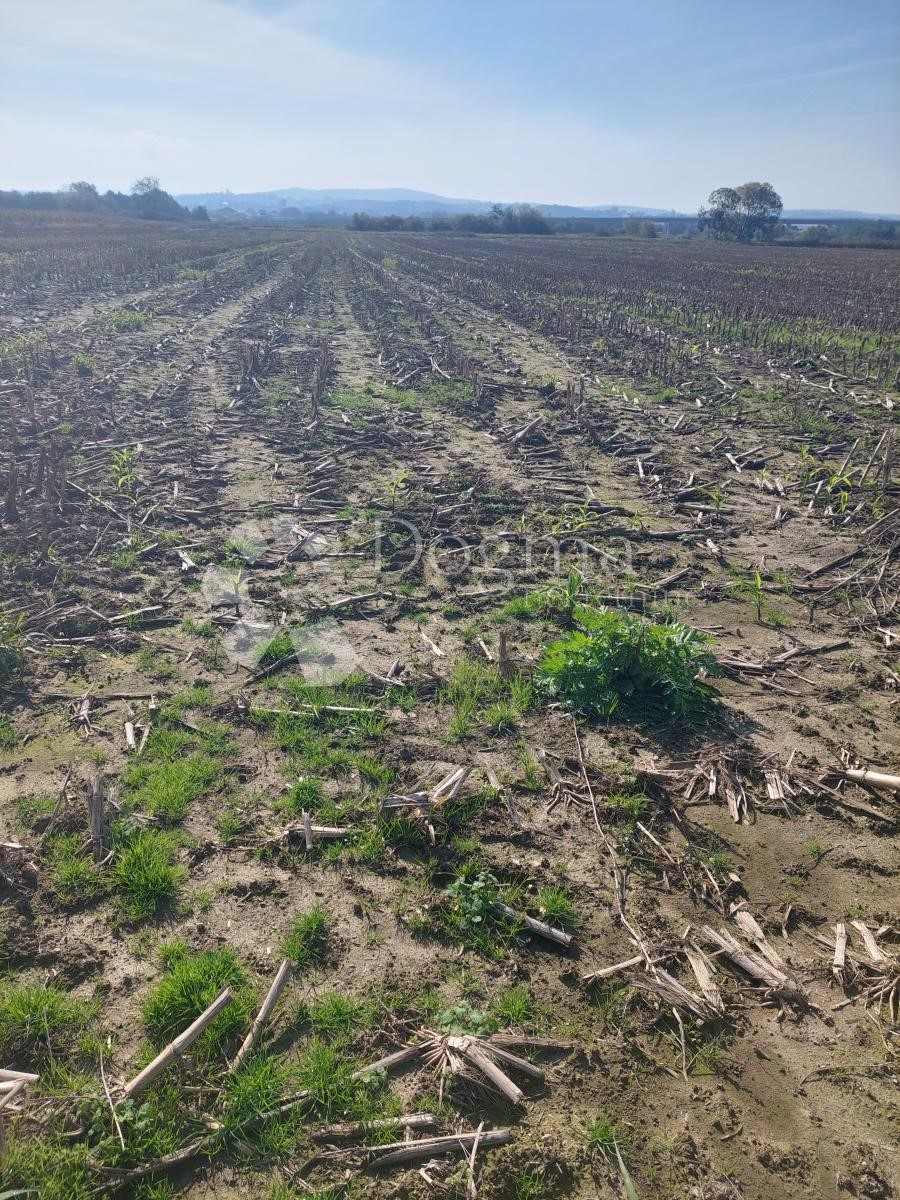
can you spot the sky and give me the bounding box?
[1,0,899,212]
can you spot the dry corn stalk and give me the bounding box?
[380,765,474,844]
[357,1029,552,1109]
[702,925,809,1006]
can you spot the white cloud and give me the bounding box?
[2,0,448,110]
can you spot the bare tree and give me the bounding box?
[131,176,161,196]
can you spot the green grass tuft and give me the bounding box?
[278,777,324,816]
[0,717,19,748]
[580,1111,628,1159]
[123,751,224,823]
[301,992,376,1041]
[440,657,531,742]
[14,792,57,830]
[0,982,97,1061]
[535,885,579,931]
[0,613,24,682]
[604,791,649,819]
[293,1039,357,1119]
[587,982,631,1031]
[108,308,151,332]
[46,833,103,904]
[294,1039,389,1123]
[221,1054,301,1158]
[489,984,536,1028]
[142,945,255,1058]
[281,906,331,968]
[111,829,186,921]
[0,1135,94,1200]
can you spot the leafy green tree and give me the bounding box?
[699,182,783,242]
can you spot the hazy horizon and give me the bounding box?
[2,0,898,212]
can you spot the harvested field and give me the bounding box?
[0,214,898,1200]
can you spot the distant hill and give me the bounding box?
[783,208,900,220]
[174,187,683,220]
[782,208,900,221]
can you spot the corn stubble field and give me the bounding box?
[0,211,898,1200]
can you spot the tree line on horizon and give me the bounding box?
[349,203,552,233]
[0,178,208,222]
[0,177,895,246]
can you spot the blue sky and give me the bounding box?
[2,0,898,210]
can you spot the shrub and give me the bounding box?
[434,1000,495,1036]
[538,609,720,720]
[445,871,502,933]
